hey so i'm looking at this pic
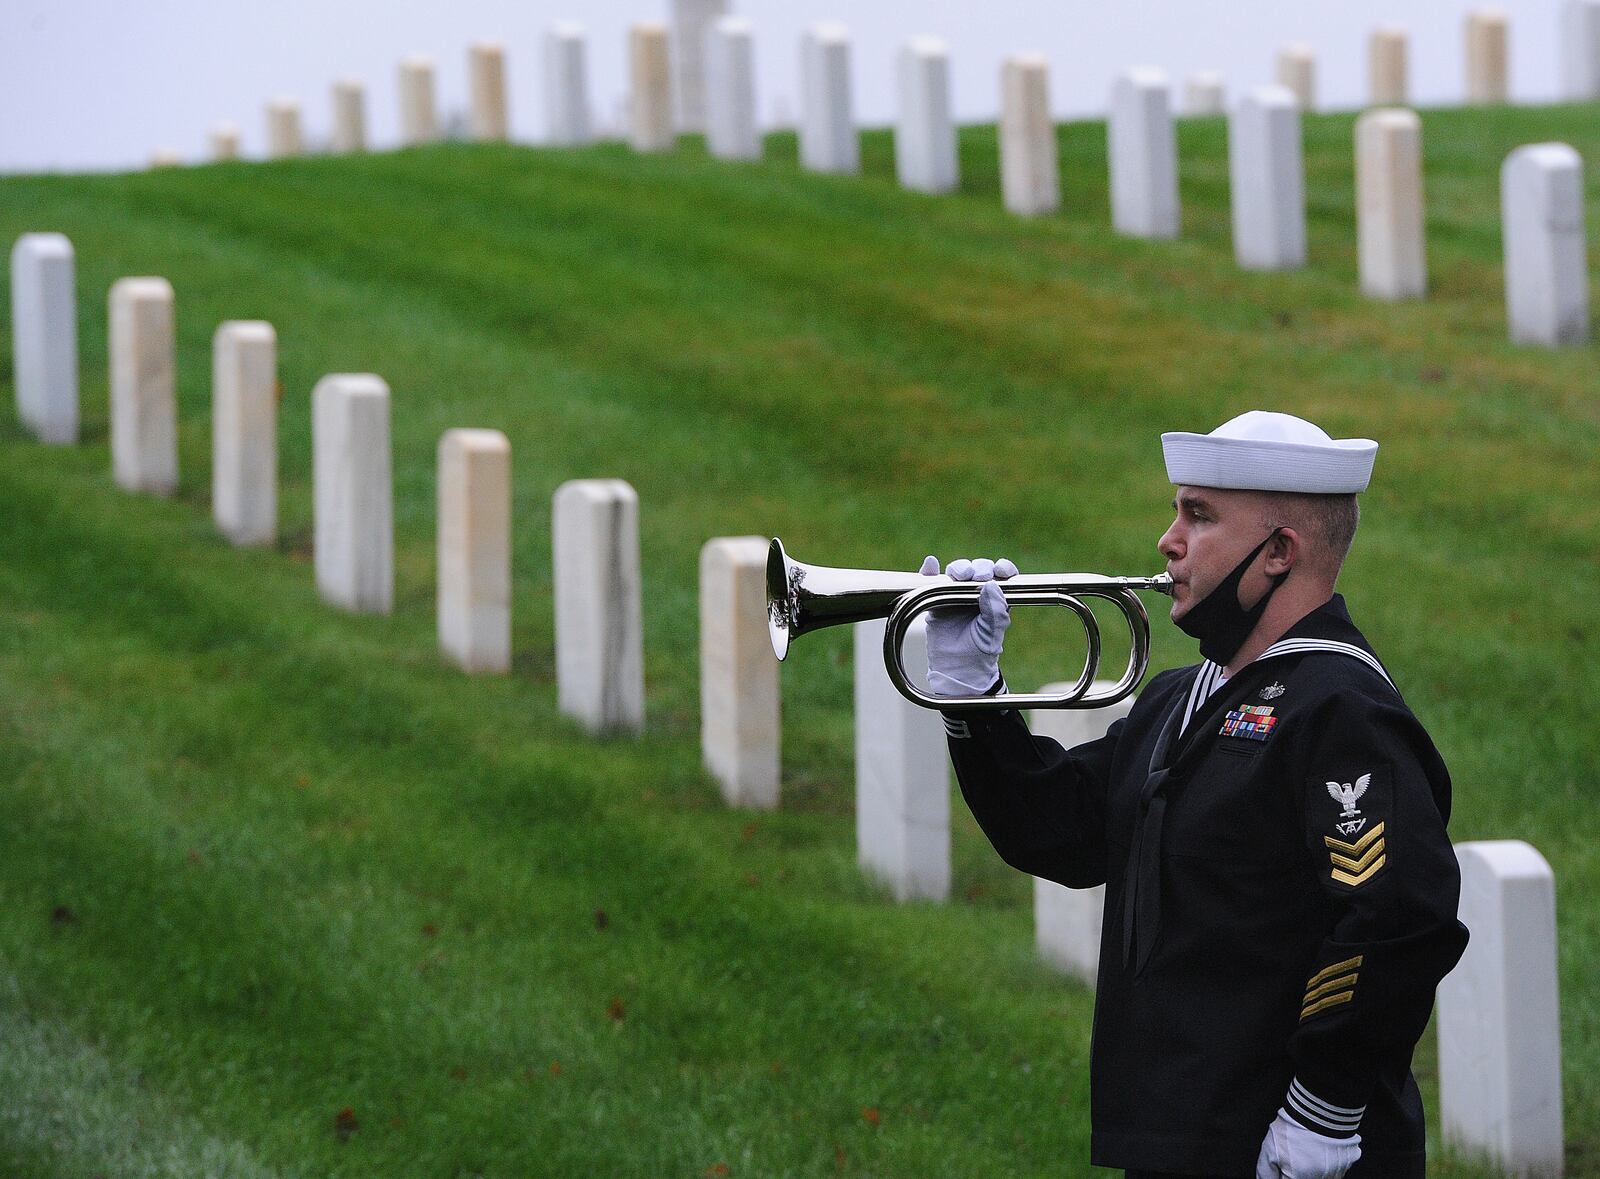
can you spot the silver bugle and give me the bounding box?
[766,537,1173,712]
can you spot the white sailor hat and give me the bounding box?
[1161,411,1378,493]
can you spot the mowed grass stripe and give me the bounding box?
[0,442,1093,1174]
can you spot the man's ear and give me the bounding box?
[1264,527,1299,576]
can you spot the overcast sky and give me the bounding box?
[0,0,1569,173]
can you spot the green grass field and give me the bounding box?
[0,102,1596,1177]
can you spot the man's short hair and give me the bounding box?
[1261,493,1360,577]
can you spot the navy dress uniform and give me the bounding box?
[934,414,1468,1177]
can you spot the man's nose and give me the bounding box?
[1158,524,1183,561]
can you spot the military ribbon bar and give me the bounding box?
[1220,704,1277,740]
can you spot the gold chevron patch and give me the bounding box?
[1325,822,1387,887]
[1301,955,1363,1021]
[1305,955,1364,990]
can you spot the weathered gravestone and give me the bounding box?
[553,479,644,735]
[109,277,177,496]
[10,233,78,445]
[699,537,780,808]
[800,24,858,175]
[1501,143,1588,347]
[1000,55,1059,216]
[895,37,958,195]
[1229,86,1306,271]
[1276,44,1316,110]
[1438,841,1564,1178]
[705,17,760,161]
[438,429,511,674]
[1109,67,1179,239]
[313,374,393,614]
[332,81,367,152]
[1356,108,1426,301]
[1467,9,1510,104]
[629,23,674,152]
[400,57,440,145]
[266,99,303,158]
[469,42,510,142]
[854,616,949,903]
[545,23,593,146]
[1369,27,1410,106]
[1031,684,1133,985]
[212,321,277,547]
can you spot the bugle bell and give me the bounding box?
[766,537,1173,712]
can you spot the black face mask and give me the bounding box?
[1175,529,1288,665]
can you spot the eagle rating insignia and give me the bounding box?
[1317,766,1389,888]
[1326,773,1371,818]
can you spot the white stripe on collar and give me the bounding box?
[1255,638,1396,693]
[1180,660,1225,735]
[1180,639,1395,736]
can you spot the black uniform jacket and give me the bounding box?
[945,595,1468,1177]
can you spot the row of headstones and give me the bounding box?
[700,535,1564,1176]
[8,228,1566,1173]
[5,234,646,697]
[200,3,1600,166]
[213,44,523,161]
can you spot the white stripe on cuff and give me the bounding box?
[1286,1078,1365,1136]
[943,716,971,739]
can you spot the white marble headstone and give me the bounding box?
[1501,143,1588,347]
[1000,56,1059,217]
[1562,0,1600,100]
[332,81,367,153]
[313,374,394,614]
[210,124,241,161]
[553,479,644,734]
[1031,683,1133,986]
[1356,108,1426,301]
[438,429,512,674]
[705,17,760,161]
[1467,10,1510,105]
[855,616,950,903]
[670,0,729,133]
[895,37,958,195]
[630,23,674,152]
[699,537,780,808]
[266,99,303,158]
[10,233,78,445]
[400,57,440,145]
[1182,73,1226,116]
[109,277,177,496]
[1369,28,1410,106]
[1438,840,1563,1176]
[212,321,278,547]
[1276,44,1317,111]
[1228,86,1306,271]
[800,24,858,175]
[545,23,593,146]
[469,42,510,142]
[1108,67,1179,239]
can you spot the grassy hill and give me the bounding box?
[0,102,1596,1177]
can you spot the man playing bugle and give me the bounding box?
[924,412,1467,1179]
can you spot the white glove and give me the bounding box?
[920,556,1017,697]
[1254,1109,1361,1179]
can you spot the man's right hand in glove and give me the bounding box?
[920,556,1017,697]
